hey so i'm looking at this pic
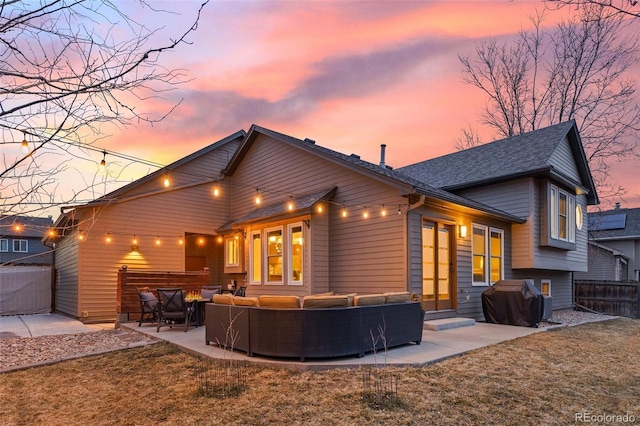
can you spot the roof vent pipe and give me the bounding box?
[615,202,620,209]
[380,144,387,167]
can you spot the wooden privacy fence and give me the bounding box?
[575,280,640,319]
[117,267,210,322]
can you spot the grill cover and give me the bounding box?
[482,280,543,327]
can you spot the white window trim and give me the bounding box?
[550,184,576,244]
[13,239,28,253]
[489,228,504,285]
[287,222,304,286]
[472,224,488,286]
[472,224,504,286]
[0,239,8,252]
[224,236,240,267]
[248,231,262,285]
[540,279,551,297]
[265,226,284,285]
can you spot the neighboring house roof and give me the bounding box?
[588,241,629,260]
[224,125,525,224]
[0,215,53,238]
[397,120,598,205]
[588,207,640,240]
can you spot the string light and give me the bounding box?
[255,189,261,205]
[341,206,348,218]
[398,205,402,215]
[287,197,294,211]
[212,183,220,197]
[381,205,387,217]
[99,151,106,170]
[155,236,161,246]
[14,224,22,232]
[178,236,184,245]
[316,203,323,213]
[78,232,85,241]
[21,131,29,154]
[363,207,369,219]
[106,233,112,243]
[163,176,170,188]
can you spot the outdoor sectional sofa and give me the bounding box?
[204,293,424,361]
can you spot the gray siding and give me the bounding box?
[548,136,580,179]
[54,237,79,317]
[510,270,574,309]
[575,244,618,281]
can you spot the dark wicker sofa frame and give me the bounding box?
[205,302,423,361]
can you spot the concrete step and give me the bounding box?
[423,317,476,331]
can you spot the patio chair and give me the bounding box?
[156,288,192,332]
[135,287,158,327]
[233,286,247,297]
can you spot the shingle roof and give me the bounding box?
[217,187,337,232]
[227,125,525,223]
[0,215,53,238]
[397,121,578,190]
[589,207,640,239]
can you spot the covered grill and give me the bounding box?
[482,280,544,327]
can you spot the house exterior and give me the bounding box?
[49,120,597,323]
[1,215,54,265]
[575,206,640,281]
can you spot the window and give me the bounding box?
[288,223,303,285]
[249,232,262,284]
[490,229,503,284]
[472,225,487,285]
[548,183,576,245]
[540,279,551,297]
[472,224,503,286]
[0,239,7,252]
[266,228,283,284]
[13,239,28,253]
[225,236,239,267]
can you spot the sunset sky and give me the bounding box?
[40,1,640,210]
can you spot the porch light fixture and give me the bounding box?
[163,176,170,187]
[316,203,323,213]
[131,235,139,251]
[21,131,29,154]
[178,236,184,245]
[458,224,468,239]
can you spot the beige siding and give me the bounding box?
[228,135,408,296]
[56,140,237,322]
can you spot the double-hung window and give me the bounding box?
[545,183,577,249]
[266,228,283,284]
[472,224,504,286]
[0,239,8,252]
[13,239,28,253]
[249,232,262,285]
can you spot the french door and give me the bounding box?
[422,221,455,311]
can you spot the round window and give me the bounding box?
[576,205,583,230]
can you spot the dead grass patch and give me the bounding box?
[1,318,638,425]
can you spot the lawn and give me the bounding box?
[1,318,638,425]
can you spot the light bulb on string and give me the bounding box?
[155,236,161,246]
[99,151,106,170]
[381,204,387,217]
[105,233,112,243]
[363,207,369,219]
[212,183,220,197]
[341,206,348,218]
[255,189,261,205]
[287,197,294,211]
[21,131,29,154]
